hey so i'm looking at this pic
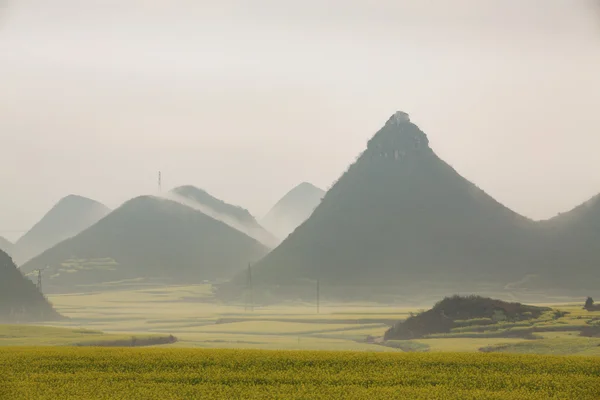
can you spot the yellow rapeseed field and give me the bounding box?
[1,347,599,399]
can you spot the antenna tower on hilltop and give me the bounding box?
[158,171,162,193]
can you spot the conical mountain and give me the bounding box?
[0,236,13,256]
[169,185,278,247]
[239,112,538,291]
[13,195,110,265]
[0,250,61,322]
[20,196,269,293]
[261,182,325,241]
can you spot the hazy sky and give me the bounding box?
[1,0,600,240]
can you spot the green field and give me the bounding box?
[4,284,600,398]
[0,325,173,347]
[21,284,596,354]
[2,348,599,399]
[34,285,409,351]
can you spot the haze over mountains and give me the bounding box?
[261,182,325,241]
[13,195,110,265]
[6,112,600,300]
[0,236,13,256]
[20,196,269,293]
[0,250,60,322]
[532,194,600,290]
[169,186,278,248]
[240,112,537,287]
[225,112,600,298]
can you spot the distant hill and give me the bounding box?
[13,195,110,265]
[169,186,278,248]
[20,196,269,293]
[546,194,600,227]
[261,182,325,241]
[530,193,600,290]
[0,250,61,322]
[0,236,12,256]
[228,111,540,295]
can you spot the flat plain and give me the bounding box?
[10,284,591,355]
[4,284,600,399]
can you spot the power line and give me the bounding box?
[248,263,254,312]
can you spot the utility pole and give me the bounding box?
[246,263,254,312]
[316,279,320,314]
[37,269,42,292]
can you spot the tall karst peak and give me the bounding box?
[223,111,538,300]
[389,110,411,125]
[366,111,430,162]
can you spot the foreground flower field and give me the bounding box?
[2,348,599,399]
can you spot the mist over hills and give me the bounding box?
[544,193,600,228]
[229,111,549,295]
[0,250,60,322]
[530,194,600,290]
[20,196,269,293]
[8,112,600,299]
[261,182,325,241]
[0,236,12,256]
[13,195,110,265]
[169,185,278,248]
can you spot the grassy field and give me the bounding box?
[2,284,595,354]
[37,285,410,351]
[0,325,173,347]
[2,348,599,399]
[4,285,600,398]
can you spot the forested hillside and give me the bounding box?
[0,250,61,322]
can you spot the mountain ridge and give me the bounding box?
[169,185,278,248]
[261,182,325,241]
[13,195,110,265]
[20,196,269,293]
[230,111,540,294]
